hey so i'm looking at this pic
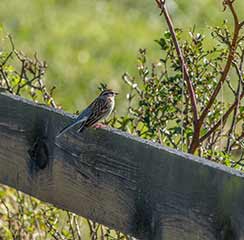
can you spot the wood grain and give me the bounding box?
[0,92,244,240]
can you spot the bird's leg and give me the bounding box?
[92,122,107,129]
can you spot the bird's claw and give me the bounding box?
[93,123,107,129]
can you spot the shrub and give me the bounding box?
[0,0,243,239]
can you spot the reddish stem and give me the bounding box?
[155,0,198,127]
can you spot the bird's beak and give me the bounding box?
[114,91,119,96]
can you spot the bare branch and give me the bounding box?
[225,63,243,152]
[226,78,236,95]
[187,0,244,153]
[122,72,142,97]
[224,0,239,26]
[1,70,14,94]
[200,91,244,142]
[198,0,243,126]
[155,0,198,126]
[0,35,15,67]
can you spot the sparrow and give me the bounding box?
[56,89,118,138]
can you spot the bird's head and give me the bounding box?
[99,89,119,98]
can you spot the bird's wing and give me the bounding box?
[56,107,92,138]
[85,97,110,127]
[76,107,92,121]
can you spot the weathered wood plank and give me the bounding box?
[1,92,244,240]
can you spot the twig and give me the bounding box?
[159,128,178,149]
[198,0,243,126]
[73,216,82,240]
[42,209,66,240]
[188,0,244,153]
[226,77,236,95]
[0,35,15,67]
[0,69,13,93]
[199,91,244,142]
[66,211,76,240]
[15,61,26,95]
[1,199,13,237]
[225,59,243,152]
[232,150,244,168]
[155,0,198,126]
[122,73,142,97]
[155,0,201,154]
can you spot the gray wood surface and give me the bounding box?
[0,92,244,240]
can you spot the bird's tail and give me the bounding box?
[77,122,86,133]
[56,119,85,138]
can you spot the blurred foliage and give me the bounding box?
[0,0,244,113]
[0,0,244,239]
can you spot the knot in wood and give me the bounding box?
[28,137,49,170]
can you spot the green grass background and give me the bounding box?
[0,0,243,113]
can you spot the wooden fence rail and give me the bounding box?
[0,92,244,240]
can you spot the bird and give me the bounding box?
[56,89,118,138]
